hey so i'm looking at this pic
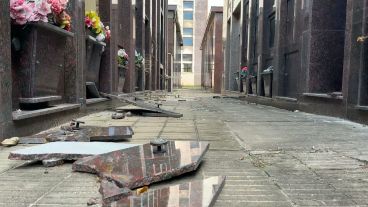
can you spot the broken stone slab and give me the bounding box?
[23,126,134,142]
[18,137,47,144]
[9,142,138,161]
[104,176,226,207]
[73,141,209,202]
[101,93,183,118]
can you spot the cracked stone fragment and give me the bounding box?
[99,179,132,204]
[42,159,64,167]
[106,176,226,207]
[73,141,209,202]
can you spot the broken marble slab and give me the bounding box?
[9,142,138,161]
[73,141,209,203]
[23,126,134,142]
[101,93,183,118]
[98,176,226,207]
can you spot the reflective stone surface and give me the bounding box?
[9,142,138,161]
[73,141,209,202]
[108,176,225,207]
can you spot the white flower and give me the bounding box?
[96,33,105,42]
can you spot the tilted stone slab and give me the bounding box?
[101,92,183,118]
[9,142,138,161]
[72,141,209,203]
[107,176,226,207]
[23,126,134,142]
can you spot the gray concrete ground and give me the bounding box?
[0,89,368,207]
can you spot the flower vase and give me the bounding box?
[118,65,127,92]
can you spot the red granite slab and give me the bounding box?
[73,141,209,202]
[107,176,225,207]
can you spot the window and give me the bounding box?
[183,37,193,46]
[183,28,193,36]
[183,63,192,72]
[184,1,193,9]
[183,54,192,61]
[269,14,275,48]
[184,11,193,20]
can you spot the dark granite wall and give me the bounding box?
[225,0,368,124]
[0,0,12,139]
[308,0,347,93]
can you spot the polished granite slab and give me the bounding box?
[73,141,209,203]
[9,142,138,161]
[23,126,134,142]
[105,176,225,207]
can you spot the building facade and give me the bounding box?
[223,0,368,124]
[0,0,172,139]
[168,0,223,87]
[201,7,224,94]
[168,5,184,91]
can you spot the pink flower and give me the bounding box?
[29,1,51,22]
[241,66,248,71]
[85,17,92,27]
[10,0,33,25]
[105,26,111,41]
[47,0,65,14]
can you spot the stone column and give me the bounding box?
[65,0,86,106]
[0,0,13,139]
[136,0,145,91]
[121,0,136,93]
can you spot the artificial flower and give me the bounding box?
[10,0,33,25]
[105,26,111,41]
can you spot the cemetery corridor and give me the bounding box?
[0,89,368,206]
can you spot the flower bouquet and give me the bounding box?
[85,11,111,43]
[10,0,71,31]
[240,66,249,79]
[135,50,144,69]
[118,49,129,67]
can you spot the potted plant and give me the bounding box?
[261,66,273,97]
[10,0,74,108]
[117,49,129,92]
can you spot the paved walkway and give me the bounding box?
[0,89,368,206]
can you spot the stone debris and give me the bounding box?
[111,113,125,119]
[73,141,209,204]
[107,176,226,207]
[87,197,101,206]
[1,137,19,147]
[9,142,138,162]
[42,158,64,167]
